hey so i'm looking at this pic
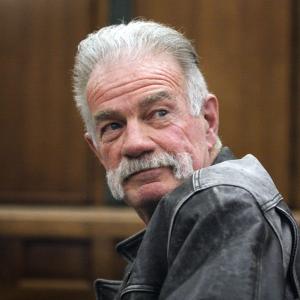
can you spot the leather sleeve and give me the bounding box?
[159,185,286,300]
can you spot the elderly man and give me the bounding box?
[73,20,300,299]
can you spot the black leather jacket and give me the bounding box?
[95,148,300,299]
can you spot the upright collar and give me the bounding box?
[116,230,145,263]
[212,146,235,165]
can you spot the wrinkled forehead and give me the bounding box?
[86,52,186,108]
[87,50,185,86]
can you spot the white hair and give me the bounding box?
[73,20,210,144]
[107,151,194,200]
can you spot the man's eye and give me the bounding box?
[109,123,122,130]
[101,122,122,135]
[155,109,168,117]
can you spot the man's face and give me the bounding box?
[86,54,218,222]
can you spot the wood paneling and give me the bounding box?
[135,0,292,200]
[0,0,103,205]
[23,239,91,279]
[0,206,144,300]
[291,0,300,208]
[202,1,291,201]
[1,0,295,204]
[0,206,144,239]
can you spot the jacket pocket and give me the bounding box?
[94,278,122,300]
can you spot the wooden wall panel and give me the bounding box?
[135,0,292,200]
[0,206,144,300]
[291,0,300,208]
[0,0,103,205]
[196,1,291,201]
[0,0,296,203]
[23,239,91,279]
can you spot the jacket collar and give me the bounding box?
[116,230,145,263]
[212,146,235,165]
[116,146,235,262]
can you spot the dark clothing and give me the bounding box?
[95,148,300,299]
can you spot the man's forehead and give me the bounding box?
[87,54,184,112]
[87,52,183,92]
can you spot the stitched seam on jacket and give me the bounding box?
[120,284,160,298]
[193,169,282,213]
[264,211,286,273]
[254,219,266,300]
[276,206,300,297]
[166,190,196,260]
[193,168,201,189]
[94,278,122,289]
[260,193,283,211]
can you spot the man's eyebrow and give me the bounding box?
[94,110,122,125]
[139,91,173,109]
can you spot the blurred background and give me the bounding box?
[0,0,299,299]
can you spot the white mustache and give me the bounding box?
[106,152,194,200]
[117,153,182,182]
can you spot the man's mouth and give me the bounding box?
[123,167,172,183]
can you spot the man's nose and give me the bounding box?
[121,121,156,159]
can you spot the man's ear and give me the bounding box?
[202,94,219,149]
[84,132,103,164]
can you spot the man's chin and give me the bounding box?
[124,181,173,209]
[123,184,168,224]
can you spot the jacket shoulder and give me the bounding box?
[193,154,282,210]
[161,154,281,220]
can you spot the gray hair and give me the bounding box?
[73,20,209,144]
[107,151,194,200]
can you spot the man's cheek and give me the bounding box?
[99,148,117,170]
